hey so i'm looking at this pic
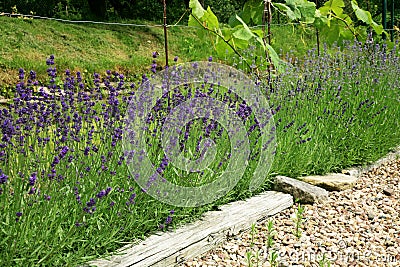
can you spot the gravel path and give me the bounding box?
[182,159,400,267]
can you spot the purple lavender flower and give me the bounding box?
[0,171,8,184]
[96,190,106,199]
[29,70,36,80]
[151,63,157,74]
[86,198,96,208]
[51,156,60,167]
[28,173,37,186]
[237,102,252,120]
[59,146,69,159]
[84,146,90,156]
[19,68,25,80]
[159,157,169,170]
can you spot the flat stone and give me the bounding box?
[301,173,357,191]
[273,176,328,204]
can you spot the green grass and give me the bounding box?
[0,16,218,89]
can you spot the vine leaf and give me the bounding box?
[321,21,340,44]
[351,0,384,35]
[297,1,316,23]
[233,15,254,41]
[189,0,205,18]
[265,43,285,73]
[203,7,219,30]
[274,3,301,21]
[274,0,315,24]
[320,0,345,16]
[229,0,263,26]
[215,37,231,56]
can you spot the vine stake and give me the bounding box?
[163,0,169,67]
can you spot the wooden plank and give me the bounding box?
[88,191,293,267]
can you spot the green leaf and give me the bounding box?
[233,15,255,40]
[274,3,301,21]
[229,12,244,27]
[354,8,370,24]
[319,0,344,16]
[297,1,316,24]
[189,0,205,19]
[337,12,353,25]
[232,37,250,49]
[188,14,199,27]
[339,26,354,40]
[188,15,206,39]
[314,11,328,29]
[251,29,264,38]
[322,22,340,44]
[266,44,285,73]
[229,0,263,26]
[255,36,266,50]
[215,37,233,56]
[371,23,384,35]
[246,0,264,24]
[351,0,384,35]
[203,6,219,30]
[221,27,233,40]
[351,0,369,23]
[233,27,253,41]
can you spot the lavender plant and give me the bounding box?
[0,38,399,265]
[0,54,274,265]
[267,40,400,178]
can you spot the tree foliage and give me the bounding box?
[0,0,248,22]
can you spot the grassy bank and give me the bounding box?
[0,15,319,92]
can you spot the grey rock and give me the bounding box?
[273,176,329,204]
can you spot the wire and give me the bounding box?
[0,11,306,29]
[0,12,170,28]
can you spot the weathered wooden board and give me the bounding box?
[88,191,293,267]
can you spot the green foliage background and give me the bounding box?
[0,0,244,22]
[0,0,399,27]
